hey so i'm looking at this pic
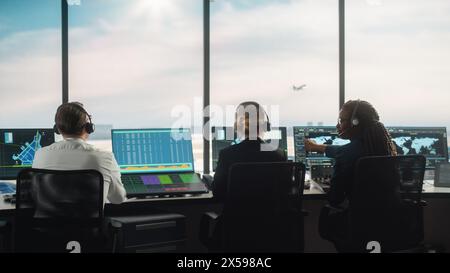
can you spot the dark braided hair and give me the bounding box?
[342,100,397,156]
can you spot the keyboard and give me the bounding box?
[308,180,331,193]
[121,173,208,197]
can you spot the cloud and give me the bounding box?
[0,28,61,127]
[345,0,450,126]
[1,0,450,131]
[210,0,340,125]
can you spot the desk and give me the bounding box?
[0,187,323,212]
[2,184,450,211]
[2,184,450,252]
[422,184,450,195]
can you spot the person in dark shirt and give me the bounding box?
[304,99,397,251]
[212,101,287,201]
[205,101,287,250]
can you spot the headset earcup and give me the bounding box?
[350,99,361,127]
[85,123,95,134]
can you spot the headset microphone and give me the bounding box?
[338,127,349,138]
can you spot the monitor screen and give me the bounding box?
[211,126,288,171]
[388,127,448,169]
[111,128,195,174]
[293,126,350,167]
[0,129,55,179]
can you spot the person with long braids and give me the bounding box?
[304,100,397,250]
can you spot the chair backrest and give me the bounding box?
[14,168,104,252]
[222,162,305,252]
[349,155,425,252]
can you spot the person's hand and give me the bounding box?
[304,138,326,153]
[304,138,317,152]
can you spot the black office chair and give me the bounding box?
[13,168,106,253]
[200,162,306,253]
[346,155,426,252]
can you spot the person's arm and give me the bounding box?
[106,154,127,204]
[212,150,228,201]
[304,139,327,153]
[31,150,42,168]
[304,139,341,159]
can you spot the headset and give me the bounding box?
[350,99,361,127]
[337,99,360,138]
[234,101,271,136]
[54,102,95,135]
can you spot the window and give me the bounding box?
[68,0,204,170]
[346,0,450,134]
[211,0,339,158]
[0,0,61,127]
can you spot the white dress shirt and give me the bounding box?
[32,138,127,204]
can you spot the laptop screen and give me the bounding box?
[111,128,194,174]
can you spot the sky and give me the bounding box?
[1,0,450,132]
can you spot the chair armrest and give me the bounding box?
[324,204,346,213]
[404,199,427,207]
[105,218,123,253]
[109,220,123,230]
[202,174,214,190]
[204,212,220,220]
[199,212,220,248]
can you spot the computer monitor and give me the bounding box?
[0,129,55,179]
[293,126,350,168]
[388,127,448,169]
[111,128,195,174]
[211,126,288,171]
[111,128,208,197]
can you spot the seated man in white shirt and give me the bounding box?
[32,102,127,204]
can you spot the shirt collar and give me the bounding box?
[63,137,86,143]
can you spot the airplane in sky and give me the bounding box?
[293,84,306,91]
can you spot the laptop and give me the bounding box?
[111,128,208,198]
